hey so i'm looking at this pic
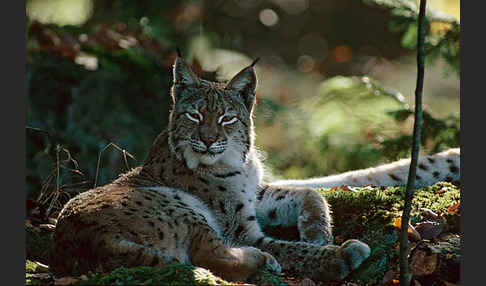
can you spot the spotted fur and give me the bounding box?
[51,55,458,282]
[271,148,460,189]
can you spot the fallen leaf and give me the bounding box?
[394,217,402,228]
[331,186,338,191]
[381,269,397,285]
[447,201,460,213]
[340,185,351,192]
[394,217,421,241]
[435,188,446,194]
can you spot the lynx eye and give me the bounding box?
[185,112,202,123]
[219,115,238,126]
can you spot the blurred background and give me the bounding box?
[26,0,460,213]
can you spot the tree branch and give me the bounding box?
[399,0,427,285]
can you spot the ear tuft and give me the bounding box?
[250,57,260,67]
[225,61,258,110]
[173,54,199,86]
[176,47,182,58]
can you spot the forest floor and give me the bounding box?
[26,182,460,286]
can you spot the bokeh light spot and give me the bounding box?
[27,0,93,26]
[331,45,353,63]
[297,55,315,72]
[259,9,279,27]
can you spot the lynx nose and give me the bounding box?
[200,136,217,148]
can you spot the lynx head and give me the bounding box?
[168,54,258,170]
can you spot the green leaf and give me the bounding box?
[401,22,418,48]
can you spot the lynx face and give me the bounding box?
[168,56,258,170]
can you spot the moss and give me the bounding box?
[76,263,286,286]
[77,262,235,285]
[248,269,288,286]
[26,260,40,274]
[26,260,51,285]
[318,182,460,284]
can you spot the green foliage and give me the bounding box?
[259,75,458,180]
[363,0,460,75]
[258,76,401,179]
[26,21,174,207]
[379,108,460,160]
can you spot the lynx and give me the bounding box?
[51,54,460,282]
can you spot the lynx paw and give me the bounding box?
[313,239,371,281]
[339,239,371,272]
[261,250,282,274]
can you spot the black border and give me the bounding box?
[9,1,27,285]
[461,0,477,285]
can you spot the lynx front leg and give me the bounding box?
[256,185,333,245]
[189,231,281,282]
[257,237,370,281]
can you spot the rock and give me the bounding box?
[409,243,439,276]
[414,220,444,240]
[415,208,448,240]
[297,277,316,286]
[409,234,460,285]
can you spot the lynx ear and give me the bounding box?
[173,50,200,86]
[225,58,259,110]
